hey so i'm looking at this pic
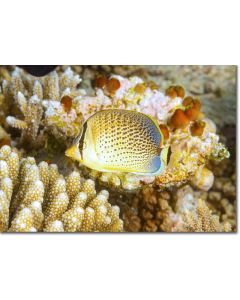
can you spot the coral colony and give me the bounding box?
[0,146,123,232]
[0,66,234,232]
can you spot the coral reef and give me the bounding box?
[0,146,123,232]
[77,76,229,191]
[2,67,84,149]
[0,65,236,233]
[2,67,230,192]
[63,65,236,128]
[177,199,232,232]
[118,183,233,233]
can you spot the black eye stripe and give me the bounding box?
[79,122,88,155]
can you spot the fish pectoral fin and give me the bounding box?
[65,143,82,162]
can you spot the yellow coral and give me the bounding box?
[3,67,84,147]
[62,180,123,232]
[43,220,64,232]
[0,145,123,233]
[180,199,232,232]
[0,190,9,231]
[6,93,43,148]
[9,208,37,232]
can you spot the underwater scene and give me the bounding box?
[0,65,236,233]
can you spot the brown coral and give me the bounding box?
[179,199,232,232]
[169,109,190,129]
[117,180,234,233]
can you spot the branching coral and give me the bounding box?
[0,70,10,129]
[2,67,84,148]
[78,75,229,191]
[0,66,234,233]
[0,145,123,232]
[1,67,229,192]
[6,93,44,148]
[177,199,232,232]
[117,183,233,233]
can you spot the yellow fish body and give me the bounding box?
[65,109,169,175]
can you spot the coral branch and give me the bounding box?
[0,146,123,232]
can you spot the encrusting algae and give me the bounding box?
[0,65,235,233]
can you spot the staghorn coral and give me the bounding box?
[0,145,123,232]
[6,93,44,148]
[176,199,232,233]
[2,67,84,149]
[118,184,212,233]
[117,180,234,233]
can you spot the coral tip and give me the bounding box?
[95,75,107,88]
[159,124,170,140]
[0,138,11,148]
[106,78,121,93]
[134,83,147,94]
[166,85,185,99]
[169,109,190,129]
[61,96,73,113]
[175,85,185,98]
[165,86,177,99]
[183,96,202,111]
[185,107,200,121]
[190,121,206,136]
